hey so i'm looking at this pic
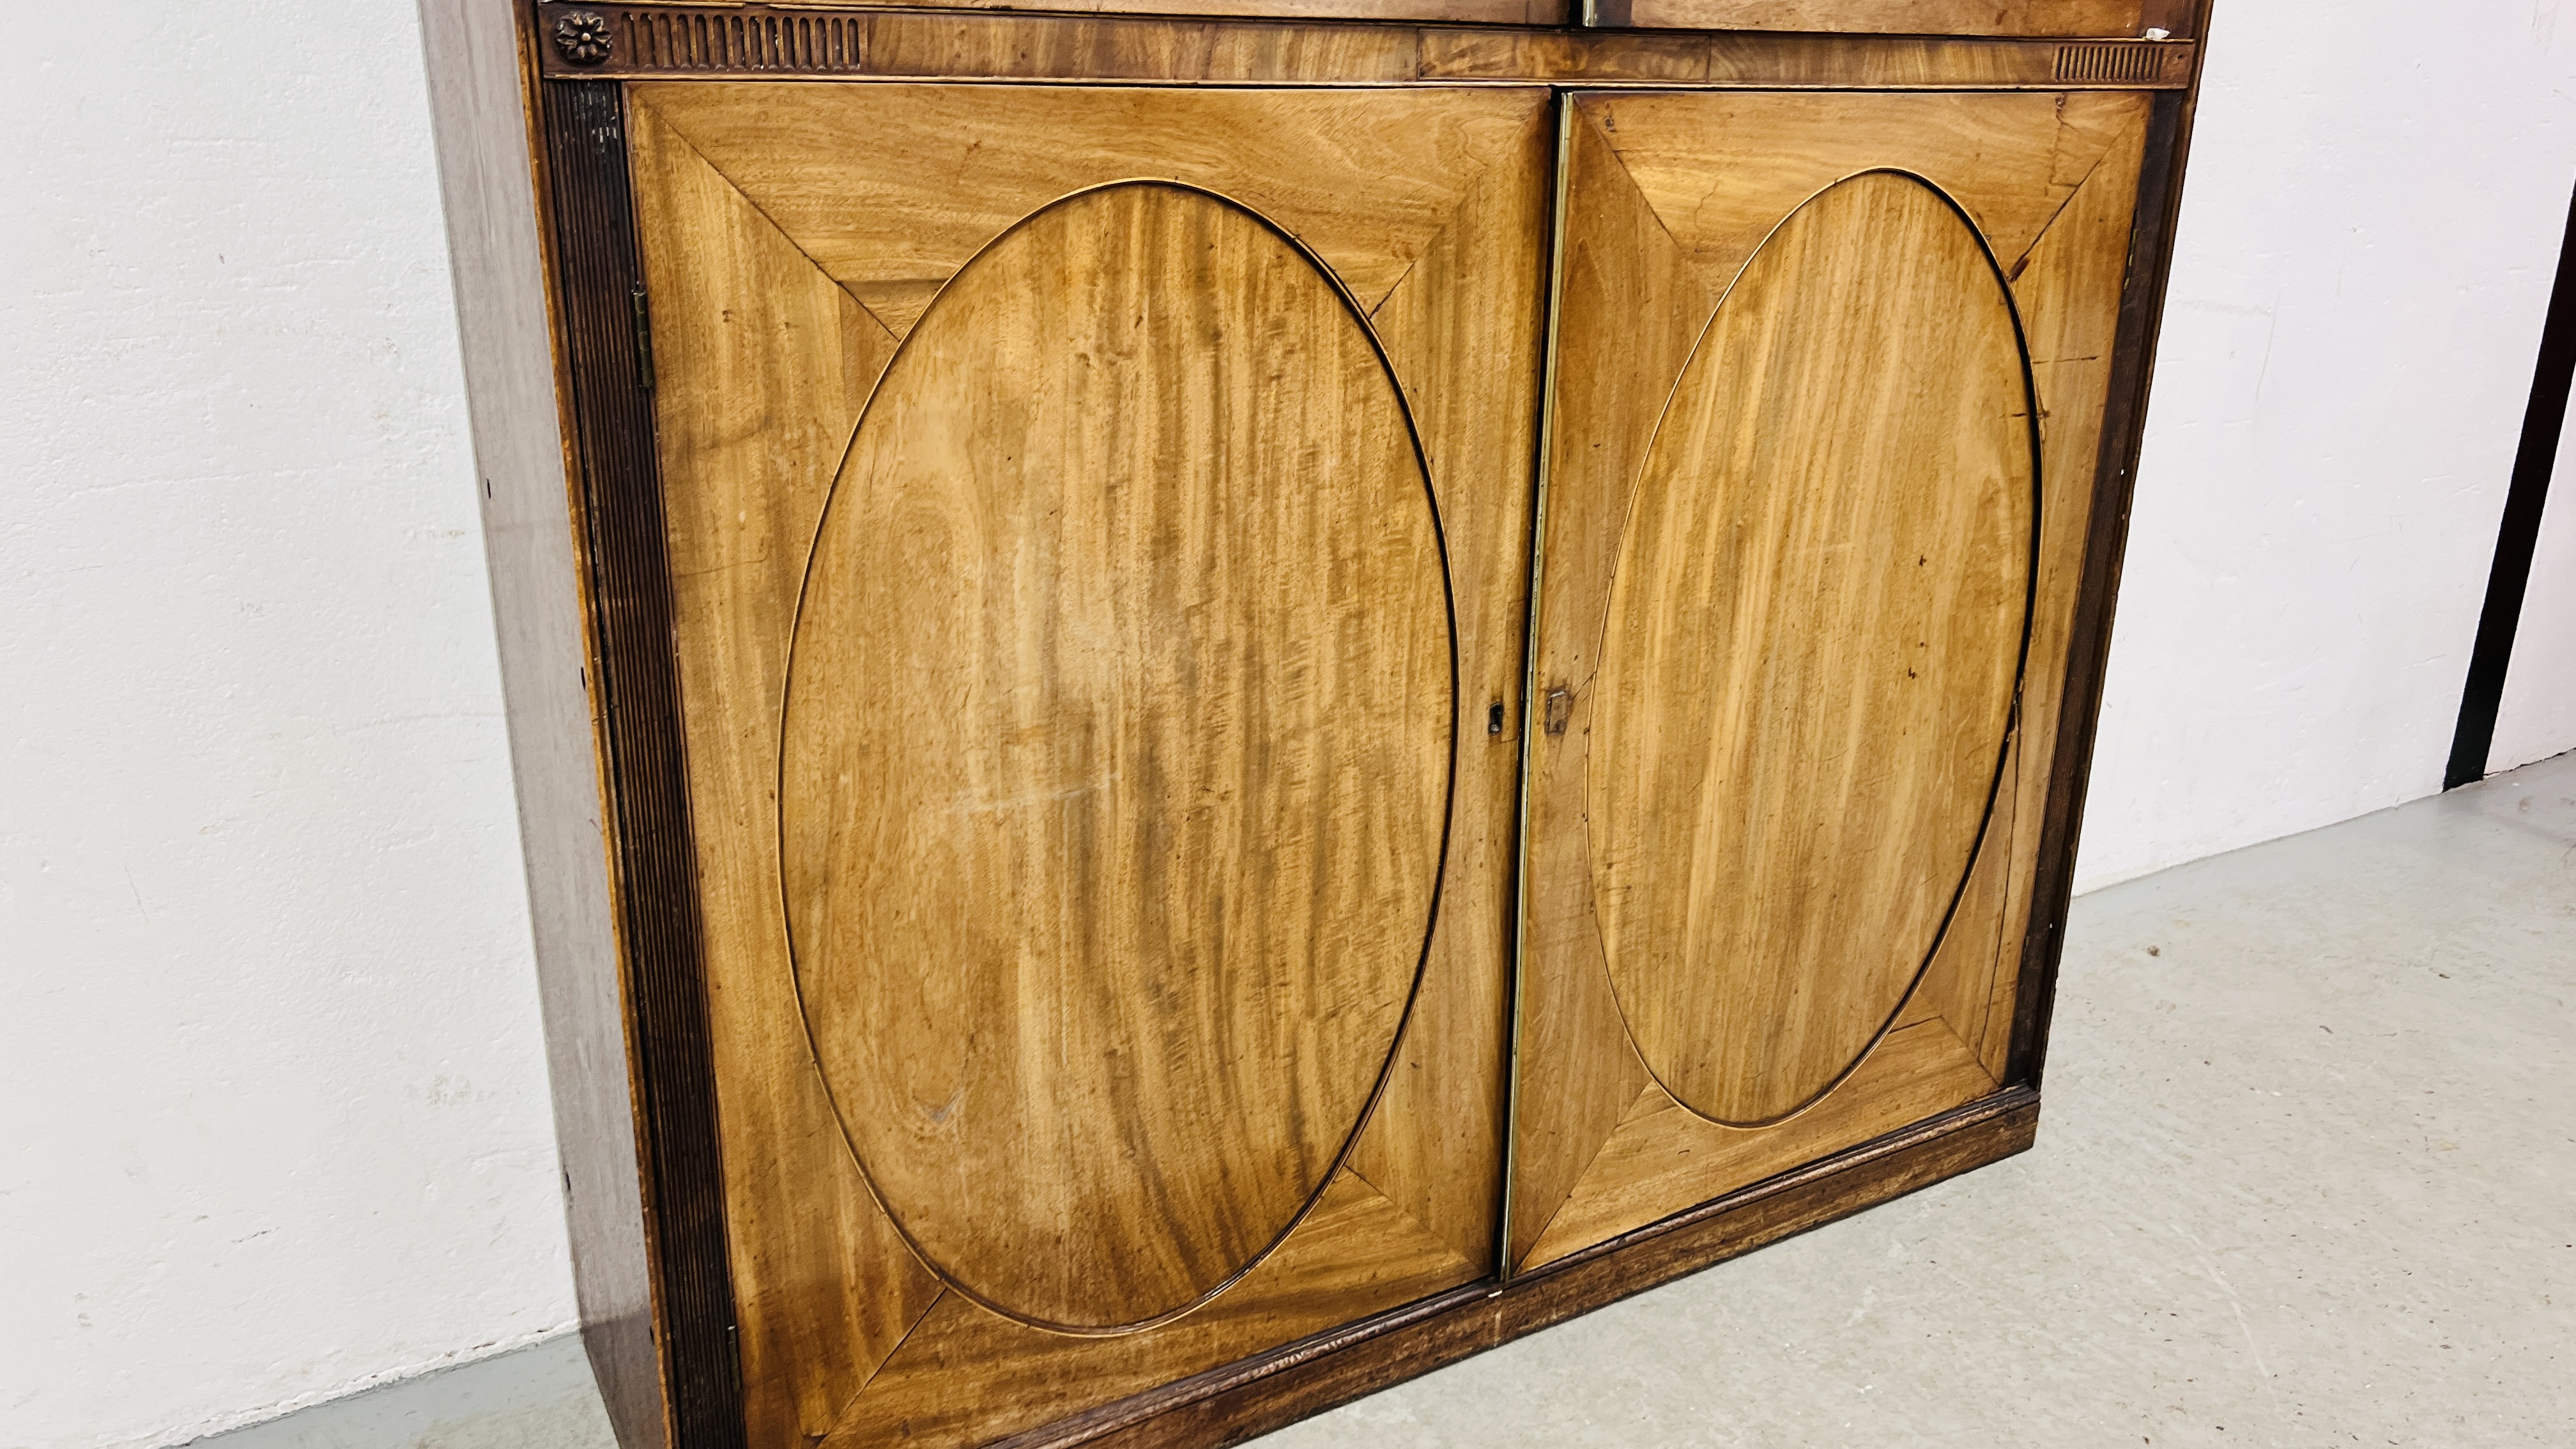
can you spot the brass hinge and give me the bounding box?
[629,282,656,392]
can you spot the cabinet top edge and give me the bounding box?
[533,0,2203,38]
[530,3,2198,90]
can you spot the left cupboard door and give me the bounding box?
[618,82,1549,1448]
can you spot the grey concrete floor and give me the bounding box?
[199,752,2576,1448]
[183,1335,614,1449]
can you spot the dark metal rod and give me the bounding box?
[2446,179,2576,790]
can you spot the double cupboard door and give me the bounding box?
[612,79,2150,1447]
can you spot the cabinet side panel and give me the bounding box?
[415,9,666,1447]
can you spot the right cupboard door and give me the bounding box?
[1512,89,2153,1271]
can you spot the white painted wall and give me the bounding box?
[0,9,576,1449]
[2078,0,2576,889]
[2492,412,2576,772]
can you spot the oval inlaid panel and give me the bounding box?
[1589,171,2035,1128]
[779,183,1454,1332]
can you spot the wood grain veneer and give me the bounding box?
[779,180,1452,1335]
[1004,1089,2040,1449]
[623,80,1548,1444]
[510,0,2207,1436]
[1511,87,2150,1273]
[1586,169,2034,1130]
[1583,0,2185,36]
